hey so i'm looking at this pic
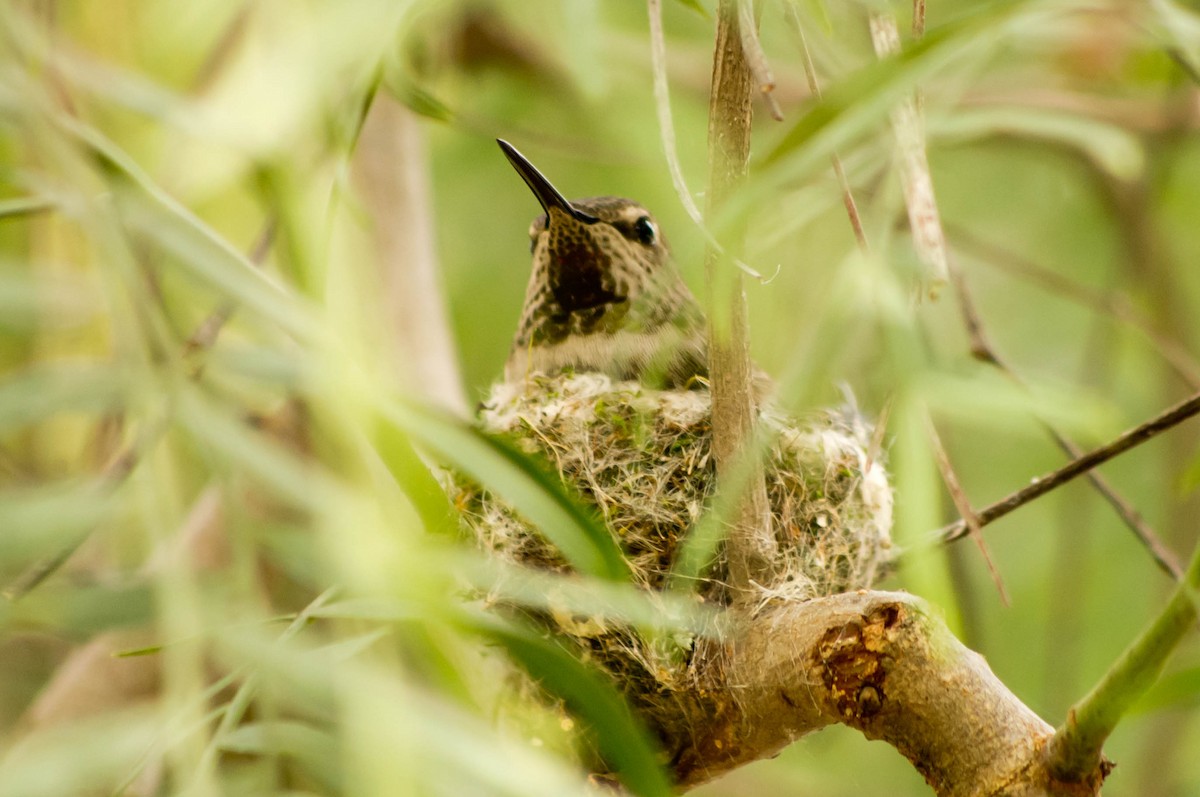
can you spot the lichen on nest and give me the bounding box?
[451,372,892,654]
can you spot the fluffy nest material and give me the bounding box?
[450,373,893,700]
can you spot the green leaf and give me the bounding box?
[464,612,673,797]
[670,0,710,19]
[0,481,117,567]
[934,107,1145,181]
[0,362,125,430]
[755,0,1039,192]
[219,721,342,794]
[0,709,160,797]
[0,196,55,219]
[175,384,340,512]
[382,398,631,582]
[390,79,455,123]
[66,121,317,343]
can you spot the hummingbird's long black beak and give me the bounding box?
[497,139,598,224]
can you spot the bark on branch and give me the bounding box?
[665,591,1107,796]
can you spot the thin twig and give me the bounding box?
[953,226,1200,390]
[784,3,868,251]
[944,254,1186,579]
[936,389,1200,546]
[736,0,783,121]
[869,10,948,295]
[924,411,1009,605]
[646,0,768,282]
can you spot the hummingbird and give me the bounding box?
[497,139,707,390]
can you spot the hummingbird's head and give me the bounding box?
[498,140,672,334]
[525,195,671,313]
[497,139,705,387]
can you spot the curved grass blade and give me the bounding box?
[464,611,673,797]
[764,1,1038,171]
[381,399,630,582]
[0,362,124,430]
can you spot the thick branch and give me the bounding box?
[704,0,775,594]
[673,591,1105,796]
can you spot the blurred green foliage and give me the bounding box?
[1,0,1200,795]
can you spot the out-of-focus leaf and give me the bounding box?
[175,384,339,512]
[0,268,99,332]
[0,481,117,565]
[314,552,714,635]
[65,121,317,343]
[390,80,455,122]
[671,0,710,19]
[934,107,1145,181]
[458,552,716,634]
[0,708,159,797]
[188,1,404,158]
[313,628,391,661]
[465,611,673,797]
[919,368,1123,444]
[0,196,55,218]
[381,399,630,582]
[3,583,154,634]
[0,362,124,429]
[219,721,342,793]
[370,411,460,538]
[748,0,1038,219]
[798,0,833,34]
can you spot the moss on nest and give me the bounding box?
[450,372,893,705]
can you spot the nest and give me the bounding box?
[450,372,893,707]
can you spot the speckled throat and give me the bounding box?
[497,140,707,389]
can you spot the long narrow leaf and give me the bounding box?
[464,611,673,797]
[382,399,630,582]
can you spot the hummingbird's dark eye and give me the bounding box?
[633,216,656,246]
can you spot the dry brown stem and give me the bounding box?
[938,253,1186,581]
[936,388,1200,547]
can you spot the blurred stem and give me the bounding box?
[1047,533,1200,781]
[354,93,467,413]
[704,0,775,596]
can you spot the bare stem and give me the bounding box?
[939,255,1186,580]
[705,0,775,594]
[924,411,1009,605]
[735,0,782,121]
[784,4,868,251]
[869,10,947,294]
[936,389,1200,545]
